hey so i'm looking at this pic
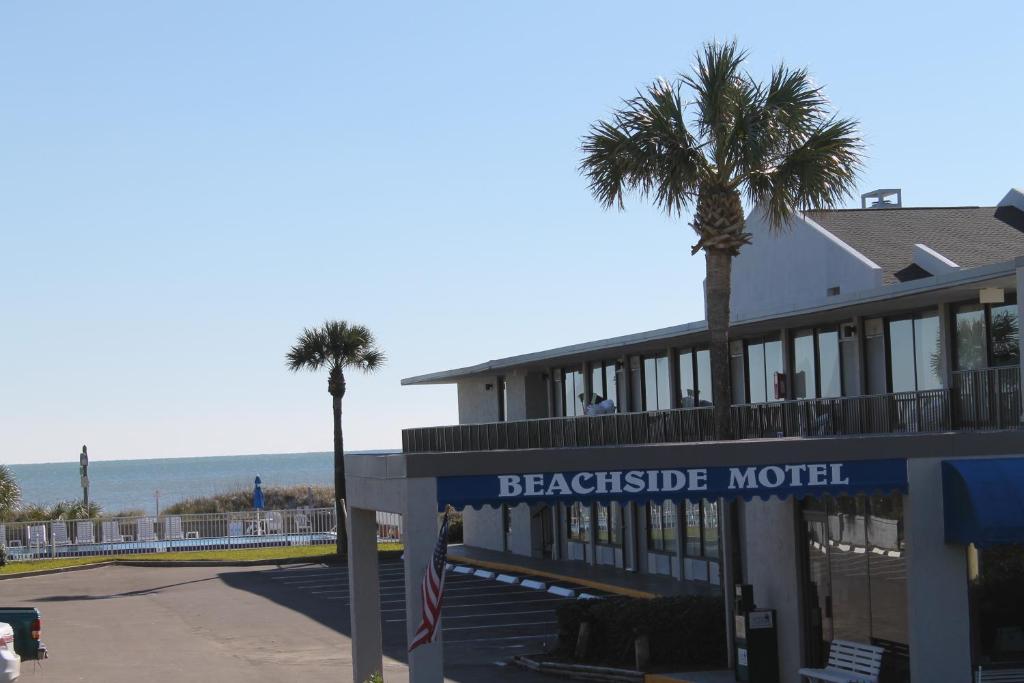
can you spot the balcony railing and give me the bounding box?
[402,367,1023,454]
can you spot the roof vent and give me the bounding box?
[861,188,902,209]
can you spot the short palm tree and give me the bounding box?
[580,41,862,438]
[287,321,385,556]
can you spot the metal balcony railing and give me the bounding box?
[401,367,1022,454]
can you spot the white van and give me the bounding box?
[0,622,18,682]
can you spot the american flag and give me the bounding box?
[408,510,450,652]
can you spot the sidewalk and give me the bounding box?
[447,544,719,599]
[645,672,734,683]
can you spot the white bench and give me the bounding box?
[977,668,1024,683]
[799,639,883,683]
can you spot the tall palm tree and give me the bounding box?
[287,321,385,556]
[580,41,862,438]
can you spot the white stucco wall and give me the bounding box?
[456,377,500,425]
[462,505,504,552]
[905,457,972,682]
[741,498,803,683]
[731,208,883,322]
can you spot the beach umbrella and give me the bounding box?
[253,476,265,511]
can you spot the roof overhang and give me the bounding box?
[402,258,1020,386]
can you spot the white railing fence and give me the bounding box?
[0,508,404,562]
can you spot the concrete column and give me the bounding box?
[741,498,804,682]
[348,507,383,683]
[673,500,686,580]
[587,502,597,565]
[403,477,443,683]
[780,328,794,399]
[720,499,736,668]
[905,457,972,682]
[668,347,681,409]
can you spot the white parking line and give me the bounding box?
[442,621,558,632]
[385,609,558,624]
[378,596,566,613]
[445,633,556,645]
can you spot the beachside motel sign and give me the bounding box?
[436,458,908,510]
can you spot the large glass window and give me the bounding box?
[596,502,623,546]
[888,311,943,392]
[954,304,987,370]
[793,331,817,399]
[802,493,908,671]
[954,296,1020,369]
[818,329,842,398]
[568,503,590,542]
[647,501,677,553]
[678,348,713,406]
[990,297,1020,367]
[746,337,784,403]
[683,499,720,558]
[972,544,1024,668]
[685,501,702,556]
[562,368,585,417]
[643,354,671,411]
[590,361,619,410]
[702,499,720,559]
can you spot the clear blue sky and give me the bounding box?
[3,1,1022,464]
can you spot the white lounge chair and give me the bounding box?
[228,521,243,537]
[27,525,47,550]
[76,521,96,544]
[101,520,122,543]
[264,511,283,534]
[136,517,157,542]
[164,516,184,541]
[295,512,312,533]
[51,521,71,546]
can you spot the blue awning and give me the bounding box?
[943,458,1024,547]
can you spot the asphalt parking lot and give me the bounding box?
[0,560,598,682]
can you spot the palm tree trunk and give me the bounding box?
[705,247,734,439]
[333,393,347,557]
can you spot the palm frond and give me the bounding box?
[580,79,704,216]
[747,116,863,228]
[286,326,328,372]
[679,40,747,147]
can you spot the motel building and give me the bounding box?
[344,188,1024,683]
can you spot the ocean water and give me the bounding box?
[8,451,395,515]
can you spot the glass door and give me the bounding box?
[803,510,833,667]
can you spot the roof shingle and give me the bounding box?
[806,206,1024,284]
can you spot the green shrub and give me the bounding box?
[362,673,382,683]
[162,485,334,515]
[0,544,8,568]
[555,594,726,669]
[0,465,20,519]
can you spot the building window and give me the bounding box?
[971,544,1024,668]
[792,328,843,399]
[596,502,623,546]
[561,368,585,417]
[678,348,712,406]
[568,502,590,542]
[590,361,619,411]
[802,493,907,667]
[643,353,671,410]
[888,311,943,392]
[647,500,677,553]
[953,295,1020,370]
[683,499,720,558]
[989,297,1020,367]
[746,336,784,403]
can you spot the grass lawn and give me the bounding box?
[0,542,403,575]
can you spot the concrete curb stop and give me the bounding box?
[452,565,474,574]
[495,573,520,584]
[547,585,576,598]
[473,569,496,579]
[520,578,547,590]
